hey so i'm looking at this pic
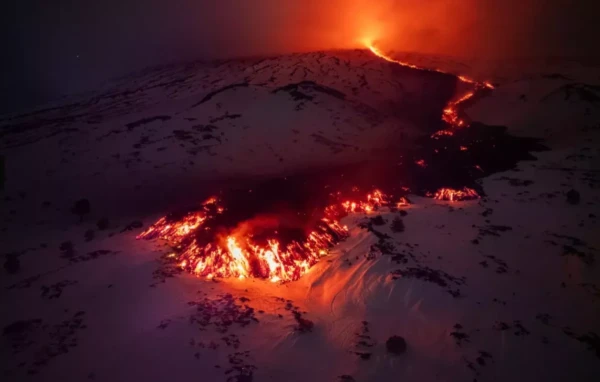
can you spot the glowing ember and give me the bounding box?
[339,189,390,214]
[431,129,454,139]
[429,187,479,202]
[138,191,393,282]
[367,43,489,90]
[457,75,475,84]
[441,92,474,127]
[396,196,411,207]
[415,159,427,168]
[137,197,218,241]
[368,45,422,70]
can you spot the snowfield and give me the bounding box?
[1,49,599,382]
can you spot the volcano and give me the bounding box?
[2,46,600,382]
[1,47,544,284]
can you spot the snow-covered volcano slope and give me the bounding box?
[1,51,600,382]
[0,49,458,219]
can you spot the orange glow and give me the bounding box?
[368,45,422,70]
[430,129,454,139]
[429,187,479,202]
[441,91,474,126]
[367,44,485,88]
[367,43,492,129]
[340,189,390,214]
[396,196,411,207]
[137,215,206,242]
[138,190,393,282]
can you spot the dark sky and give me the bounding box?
[1,0,598,115]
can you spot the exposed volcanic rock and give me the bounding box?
[390,217,405,233]
[386,335,407,355]
[3,252,21,274]
[71,199,91,221]
[566,189,581,204]
[96,217,109,230]
[0,154,4,189]
[273,80,346,101]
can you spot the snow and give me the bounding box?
[2,49,453,222]
[1,49,600,381]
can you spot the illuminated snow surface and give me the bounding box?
[1,50,600,382]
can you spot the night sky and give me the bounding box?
[2,0,598,115]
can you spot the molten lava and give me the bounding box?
[339,189,391,214]
[138,191,396,282]
[415,159,427,168]
[367,42,491,205]
[429,187,480,202]
[441,91,474,127]
[367,43,493,130]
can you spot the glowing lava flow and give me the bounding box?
[367,44,493,129]
[367,43,485,202]
[138,191,398,283]
[429,187,479,202]
[367,45,494,89]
